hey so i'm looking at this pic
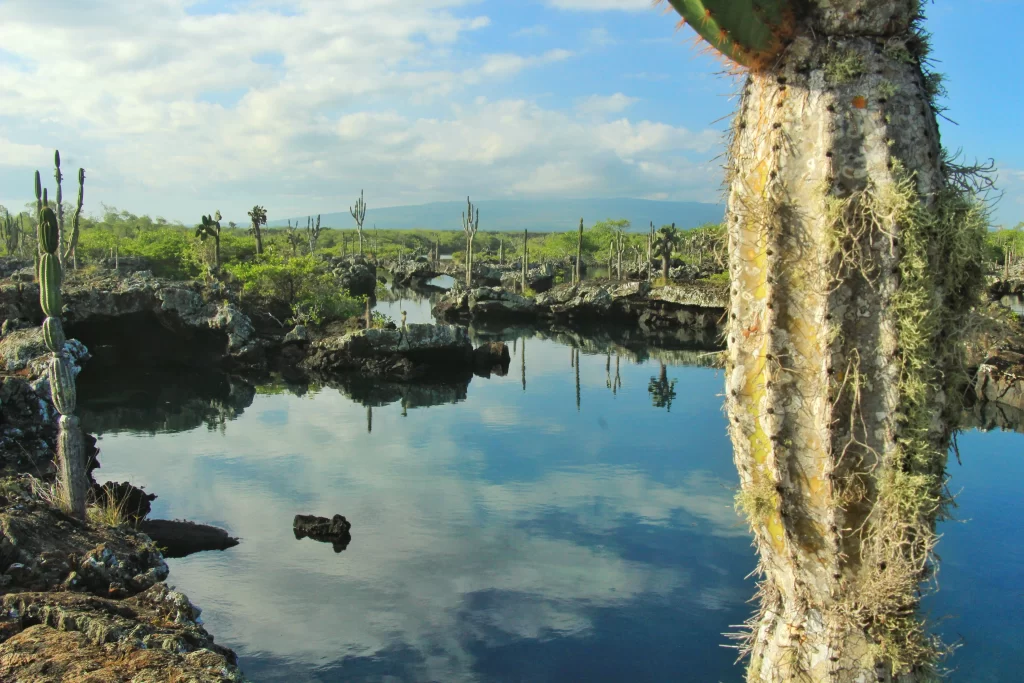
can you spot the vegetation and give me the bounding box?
[225,253,362,326]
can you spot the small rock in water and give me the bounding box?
[293,513,352,553]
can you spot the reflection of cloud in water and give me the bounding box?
[93,344,749,681]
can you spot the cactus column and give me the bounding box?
[655,1,989,680]
[38,181,88,520]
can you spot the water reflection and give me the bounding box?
[72,284,1024,682]
[80,331,758,682]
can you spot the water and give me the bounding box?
[999,294,1024,316]
[75,292,1024,682]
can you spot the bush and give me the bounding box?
[225,253,362,325]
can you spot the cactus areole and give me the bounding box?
[660,0,987,680]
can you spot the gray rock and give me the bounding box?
[284,324,310,343]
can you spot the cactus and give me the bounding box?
[34,149,88,521]
[653,223,679,283]
[53,150,65,265]
[195,212,222,268]
[0,209,19,256]
[47,354,77,415]
[462,196,480,287]
[575,218,584,284]
[42,316,66,353]
[350,190,367,255]
[655,1,989,678]
[306,214,322,255]
[659,0,795,70]
[248,205,267,255]
[63,168,85,269]
[521,229,528,293]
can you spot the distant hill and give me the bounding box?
[267,198,724,233]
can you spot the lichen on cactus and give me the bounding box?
[660,0,795,69]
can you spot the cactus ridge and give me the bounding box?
[662,0,795,70]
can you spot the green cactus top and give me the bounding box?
[661,0,794,69]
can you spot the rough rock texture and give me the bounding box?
[0,478,168,598]
[0,273,259,367]
[0,585,247,682]
[434,281,728,336]
[0,478,247,680]
[389,260,440,287]
[975,349,1023,412]
[326,255,377,297]
[499,263,555,293]
[300,324,473,379]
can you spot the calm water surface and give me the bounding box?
[76,293,1024,682]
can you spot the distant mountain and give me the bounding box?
[267,198,724,233]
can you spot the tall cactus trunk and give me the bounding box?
[575,218,583,285]
[57,415,88,520]
[723,24,985,683]
[521,230,528,293]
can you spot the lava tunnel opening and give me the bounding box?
[65,310,230,370]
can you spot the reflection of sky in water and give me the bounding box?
[84,300,1024,682]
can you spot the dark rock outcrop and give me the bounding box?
[327,255,377,297]
[139,520,240,559]
[0,273,260,369]
[434,281,728,342]
[300,324,474,380]
[474,341,511,377]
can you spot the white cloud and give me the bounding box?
[575,93,639,116]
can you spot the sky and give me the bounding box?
[0,0,1022,227]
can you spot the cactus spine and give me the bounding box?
[35,149,87,521]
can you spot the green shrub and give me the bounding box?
[226,253,362,325]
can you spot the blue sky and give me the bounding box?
[0,0,1021,227]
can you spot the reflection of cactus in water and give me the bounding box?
[36,161,88,519]
[648,362,677,412]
